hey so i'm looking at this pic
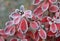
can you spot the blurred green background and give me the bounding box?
[0,0,33,28]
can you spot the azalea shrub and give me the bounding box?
[0,0,60,41]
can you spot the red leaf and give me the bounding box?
[38,29,47,39]
[41,17,48,23]
[24,10,32,18]
[5,26,15,36]
[34,31,39,41]
[0,29,8,39]
[15,31,24,39]
[56,37,60,41]
[55,12,60,17]
[47,31,55,37]
[9,13,21,20]
[26,31,35,40]
[45,22,50,28]
[38,38,43,41]
[9,27,16,36]
[5,21,14,26]
[25,35,31,41]
[47,17,52,22]
[49,0,57,4]
[56,24,60,31]
[31,14,37,20]
[50,23,57,33]
[41,2,49,12]
[30,21,39,30]
[33,0,40,5]
[33,5,43,15]
[37,14,43,19]
[0,37,4,41]
[13,17,20,24]
[49,5,59,12]
[19,18,28,33]
[0,29,6,35]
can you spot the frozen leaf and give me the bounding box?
[47,31,55,37]
[41,2,49,12]
[33,0,43,5]
[23,10,32,18]
[30,21,39,30]
[5,26,15,36]
[0,37,4,41]
[0,29,6,35]
[38,29,47,39]
[55,12,60,17]
[41,17,48,23]
[33,5,43,15]
[34,31,39,41]
[15,31,24,39]
[31,14,37,20]
[9,27,15,36]
[9,12,21,20]
[49,5,59,12]
[47,17,52,22]
[50,23,57,33]
[0,29,8,39]
[5,21,14,26]
[19,18,28,33]
[44,22,50,31]
[26,31,35,39]
[49,0,57,4]
[33,0,40,5]
[13,17,20,24]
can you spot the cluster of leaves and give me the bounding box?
[0,0,60,41]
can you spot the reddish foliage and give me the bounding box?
[1,0,60,41]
